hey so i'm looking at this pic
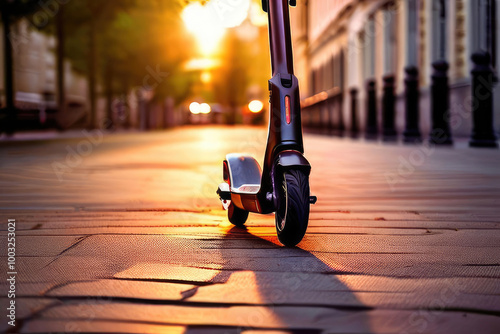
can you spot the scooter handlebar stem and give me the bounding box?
[267,0,295,76]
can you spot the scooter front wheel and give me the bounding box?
[228,203,249,227]
[275,169,310,246]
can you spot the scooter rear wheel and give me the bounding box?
[228,203,249,227]
[275,169,310,246]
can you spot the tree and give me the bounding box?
[62,0,192,129]
[2,0,196,132]
[70,0,138,128]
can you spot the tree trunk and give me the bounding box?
[122,77,130,128]
[2,11,15,135]
[105,62,114,130]
[88,16,97,129]
[56,7,65,129]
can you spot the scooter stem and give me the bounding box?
[217,0,312,218]
[267,0,294,76]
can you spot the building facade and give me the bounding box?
[291,0,500,145]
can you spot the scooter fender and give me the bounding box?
[275,150,311,175]
[224,154,263,213]
[225,154,262,193]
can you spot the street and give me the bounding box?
[1,126,500,333]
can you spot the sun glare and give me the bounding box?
[182,3,225,56]
[201,71,212,84]
[182,0,251,56]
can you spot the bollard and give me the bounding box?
[430,60,453,145]
[338,95,345,137]
[382,74,397,141]
[366,79,378,139]
[469,51,498,148]
[350,88,359,137]
[403,66,422,143]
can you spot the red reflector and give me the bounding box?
[223,161,230,185]
[285,95,291,124]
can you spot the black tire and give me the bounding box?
[275,169,310,246]
[228,203,249,227]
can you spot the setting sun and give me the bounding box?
[181,0,251,56]
[182,2,225,56]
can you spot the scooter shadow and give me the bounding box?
[186,225,372,333]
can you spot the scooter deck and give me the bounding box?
[231,184,261,194]
[217,182,264,212]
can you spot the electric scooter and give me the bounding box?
[217,0,316,246]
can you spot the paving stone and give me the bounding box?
[33,303,500,333]
[0,282,52,297]
[0,257,54,284]
[0,298,59,333]
[0,235,85,257]
[47,279,196,300]
[20,320,186,333]
[114,263,228,284]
